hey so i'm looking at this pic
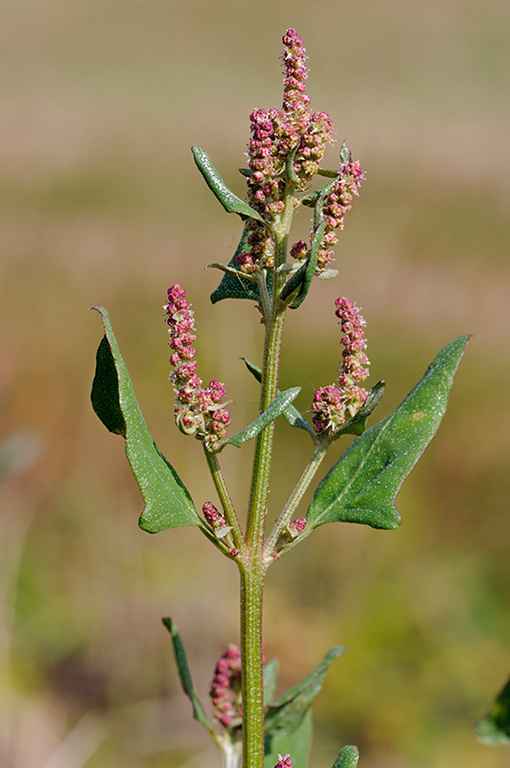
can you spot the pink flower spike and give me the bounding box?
[210,644,243,730]
[275,755,294,768]
[164,287,230,450]
[311,297,370,436]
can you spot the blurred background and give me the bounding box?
[0,1,509,766]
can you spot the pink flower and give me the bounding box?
[275,755,294,768]
[289,517,307,534]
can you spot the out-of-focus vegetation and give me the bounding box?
[0,1,508,766]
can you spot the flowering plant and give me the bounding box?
[91,29,468,768]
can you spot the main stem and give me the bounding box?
[240,210,290,768]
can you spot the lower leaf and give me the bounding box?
[307,335,469,530]
[91,307,199,532]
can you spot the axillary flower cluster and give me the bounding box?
[164,284,230,451]
[210,644,243,730]
[311,297,370,435]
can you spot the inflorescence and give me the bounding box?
[164,285,230,451]
[275,755,294,768]
[236,28,363,277]
[210,644,243,729]
[311,297,370,435]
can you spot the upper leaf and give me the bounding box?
[280,220,326,309]
[192,145,264,222]
[307,335,469,530]
[224,387,301,448]
[91,307,199,532]
[242,358,315,436]
[210,224,272,304]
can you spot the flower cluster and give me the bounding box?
[291,157,365,275]
[311,297,370,435]
[202,501,226,530]
[236,29,334,274]
[316,159,365,272]
[289,517,307,535]
[164,285,230,450]
[275,755,293,768]
[210,644,242,729]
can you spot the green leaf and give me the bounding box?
[91,335,126,436]
[264,646,345,744]
[192,145,264,222]
[339,142,352,165]
[210,224,273,304]
[475,676,510,744]
[242,358,315,436]
[264,711,313,768]
[91,307,199,532]
[263,656,314,768]
[307,335,469,530]
[332,745,359,768]
[282,176,334,309]
[162,618,214,733]
[224,387,301,448]
[264,658,279,707]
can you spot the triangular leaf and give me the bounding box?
[307,336,469,530]
[475,676,510,745]
[192,145,264,222]
[264,646,345,741]
[224,387,301,448]
[91,307,199,532]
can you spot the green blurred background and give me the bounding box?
[1,1,509,766]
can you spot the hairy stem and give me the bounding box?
[264,436,331,561]
[239,561,265,768]
[240,198,292,768]
[204,447,245,552]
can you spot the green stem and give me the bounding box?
[240,197,292,768]
[204,447,245,552]
[239,561,265,768]
[264,436,331,562]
